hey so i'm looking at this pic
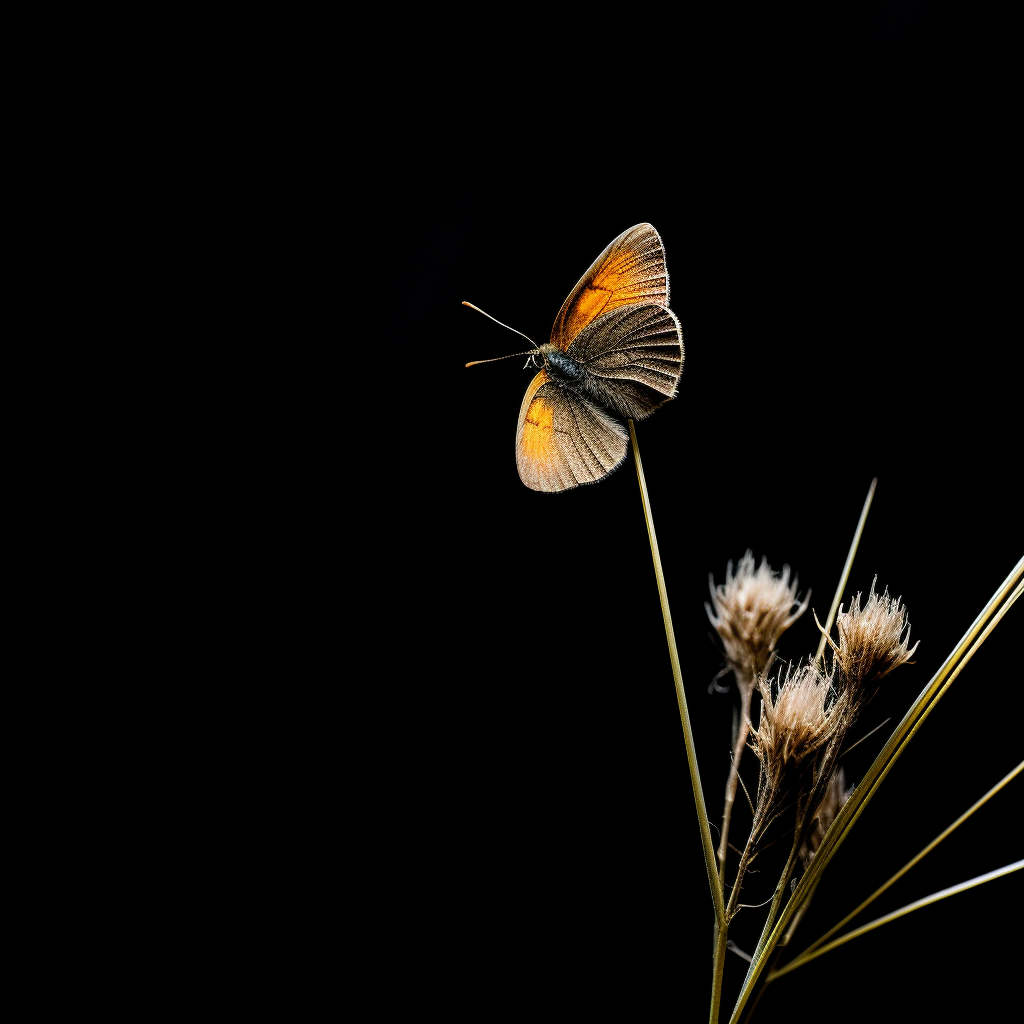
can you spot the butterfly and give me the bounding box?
[464,223,684,492]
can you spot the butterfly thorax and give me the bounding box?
[539,344,584,383]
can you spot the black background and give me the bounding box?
[397,7,1019,1021]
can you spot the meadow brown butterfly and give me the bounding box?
[465,223,684,492]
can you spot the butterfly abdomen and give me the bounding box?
[542,347,584,383]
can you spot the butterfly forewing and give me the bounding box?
[569,304,684,420]
[549,223,668,351]
[516,371,629,492]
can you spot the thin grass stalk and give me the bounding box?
[728,559,1023,1024]
[780,874,822,946]
[814,478,876,664]
[767,860,1024,980]
[717,685,752,877]
[747,740,841,959]
[725,820,777,922]
[739,952,780,1024]
[789,759,1023,963]
[627,419,725,928]
[743,691,854,963]
[710,921,727,1024]
[761,833,802,934]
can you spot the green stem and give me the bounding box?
[744,831,800,969]
[768,861,1024,979]
[710,920,727,1024]
[779,873,822,947]
[747,734,845,965]
[628,420,725,928]
[740,949,781,1024]
[814,478,876,664]
[781,759,1023,967]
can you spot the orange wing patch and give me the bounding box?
[566,282,618,340]
[515,371,562,488]
[515,370,629,492]
[550,223,668,351]
[521,394,554,456]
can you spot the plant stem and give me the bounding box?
[768,861,1024,979]
[780,874,822,946]
[785,759,1023,965]
[744,830,801,968]
[746,729,845,964]
[718,678,753,877]
[628,420,725,928]
[725,829,760,921]
[815,478,876,665]
[710,920,727,1024]
[740,950,780,1024]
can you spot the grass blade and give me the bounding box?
[788,759,1023,964]
[628,419,725,928]
[814,478,876,664]
[767,861,1024,979]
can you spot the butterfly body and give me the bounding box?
[539,345,585,383]
[469,223,684,493]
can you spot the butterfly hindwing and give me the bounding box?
[516,370,629,492]
[569,304,684,420]
[549,223,668,352]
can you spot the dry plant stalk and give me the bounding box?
[709,550,928,1018]
[726,662,848,922]
[798,766,853,870]
[707,553,809,875]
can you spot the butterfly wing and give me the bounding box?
[514,223,678,490]
[516,371,629,492]
[549,223,668,351]
[570,304,684,420]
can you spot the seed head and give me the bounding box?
[748,662,848,802]
[706,551,810,690]
[826,579,919,698]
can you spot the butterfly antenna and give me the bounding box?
[462,301,539,348]
[465,350,537,368]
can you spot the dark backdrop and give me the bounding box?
[404,9,1019,1021]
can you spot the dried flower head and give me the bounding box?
[825,579,919,697]
[706,552,810,689]
[748,662,848,803]
[798,766,854,868]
